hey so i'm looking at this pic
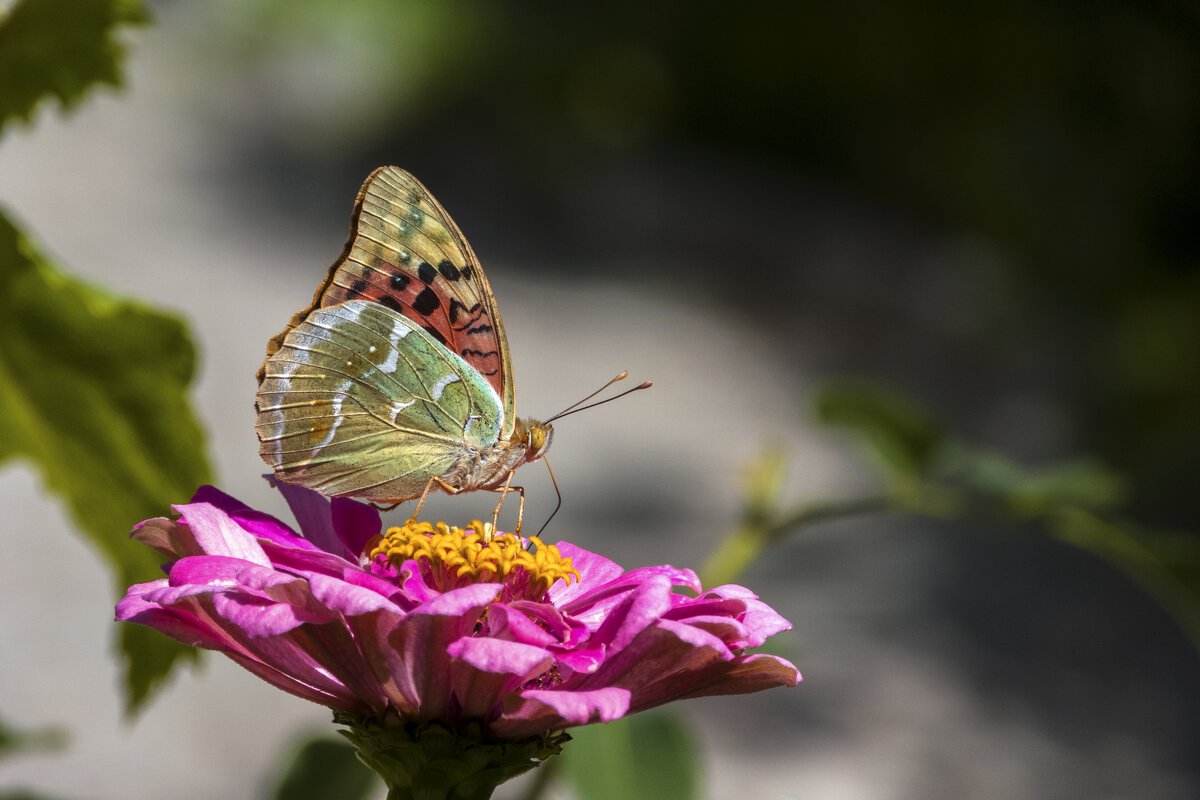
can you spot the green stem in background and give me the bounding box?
[702,443,1200,661]
[702,494,891,587]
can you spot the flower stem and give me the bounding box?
[334,713,569,800]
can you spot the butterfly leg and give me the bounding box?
[410,476,476,525]
[486,471,526,534]
[411,476,451,523]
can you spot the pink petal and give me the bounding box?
[212,592,321,637]
[546,543,625,605]
[446,637,553,720]
[175,502,269,565]
[485,604,558,647]
[307,572,406,616]
[493,687,631,738]
[383,584,500,721]
[273,480,346,555]
[584,619,730,695]
[131,517,202,561]
[589,575,676,653]
[193,485,314,550]
[635,653,802,710]
[223,649,370,713]
[331,497,381,557]
[448,637,553,676]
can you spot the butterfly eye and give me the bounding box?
[526,425,553,459]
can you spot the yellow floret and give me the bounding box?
[370,519,579,597]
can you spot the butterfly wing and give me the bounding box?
[259,167,516,438]
[256,300,504,501]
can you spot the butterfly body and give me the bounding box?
[255,167,552,507]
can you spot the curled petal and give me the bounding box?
[131,517,202,561]
[175,501,269,565]
[308,572,406,617]
[494,687,632,738]
[192,485,314,550]
[641,653,802,709]
[546,543,625,606]
[447,638,554,719]
[485,604,558,647]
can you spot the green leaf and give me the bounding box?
[942,447,1127,515]
[560,713,700,800]
[0,0,148,134]
[0,208,210,713]
[0,715,67,761]
[813,380,946,478]
[268,736,375,800]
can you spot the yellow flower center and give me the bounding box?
[369,519,580,599]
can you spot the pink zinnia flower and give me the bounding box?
[117,484,799,791]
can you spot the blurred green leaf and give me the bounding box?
[0,209,209,713]
[0,0,148,134]
[268,736,374,800]
[814,381,947,478]
[942,446,1126,515]
[0,716,67,761]
[560,712,700,800]
[802,378,1200,653]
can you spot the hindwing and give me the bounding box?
[256,300,504,502]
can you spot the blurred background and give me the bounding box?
[2,1,1199,798]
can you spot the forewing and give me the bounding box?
[259,167,515,435]
[256,300,504,502]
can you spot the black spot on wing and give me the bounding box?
[349,279,367,297]
[437,259,462,282]
[378,295,404,313]
[466,323,493,336]
[448,299,471,324]
[390,273,410,291]
[418,261,438,284]
[423,325,448,346]
[460,264,474,281]
[413,287,440,316]
[449,302,482,329]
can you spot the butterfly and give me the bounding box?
[255,167,555,529]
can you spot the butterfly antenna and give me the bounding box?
[547,371,629,420]
[546,373,653,423]
[534,458,563,538]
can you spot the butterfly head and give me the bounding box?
[514,417,554,463]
